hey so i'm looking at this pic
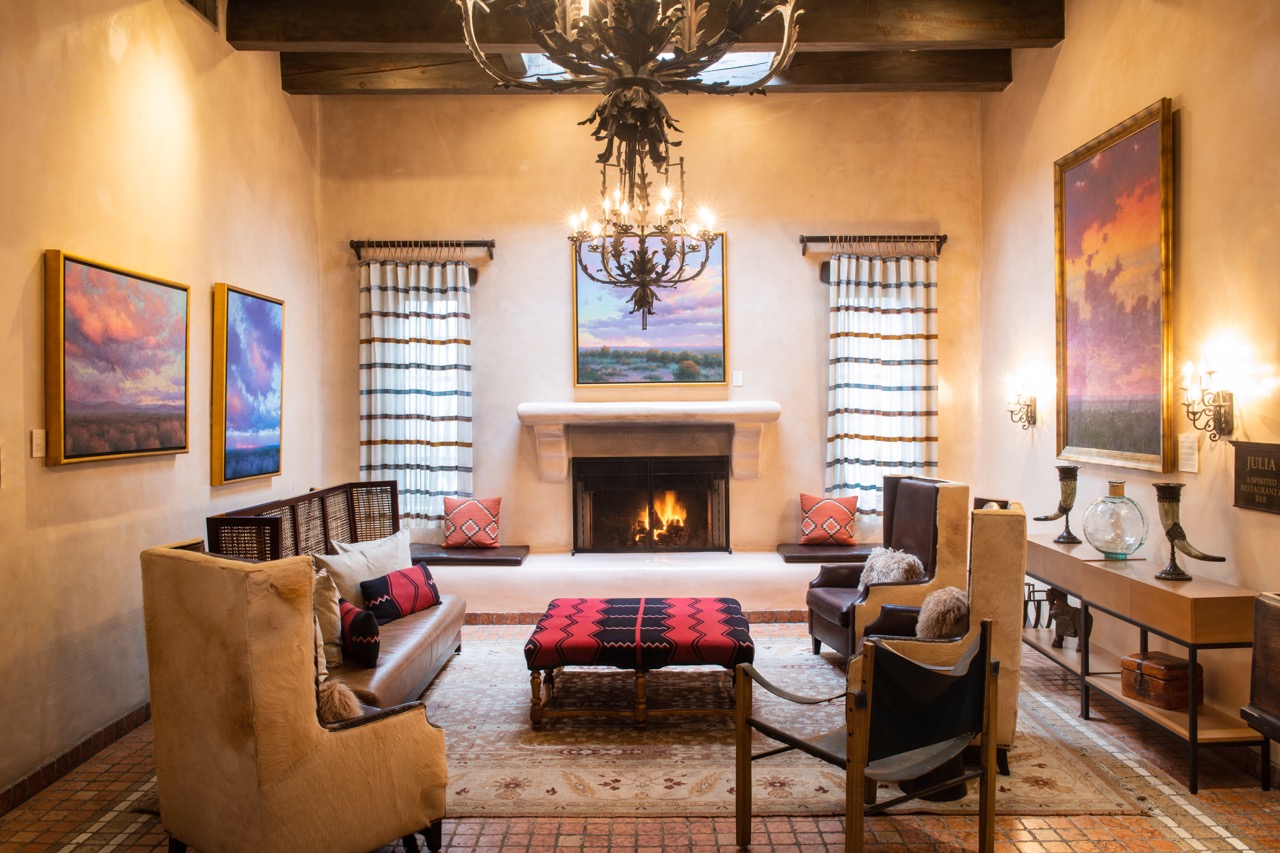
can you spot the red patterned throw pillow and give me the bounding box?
[443,496,501,548]
[359,562,442,625]
[338,598,380,667]
[799,493,859,546]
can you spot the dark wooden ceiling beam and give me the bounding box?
[229,0,1062,54]
[280,49,1012,95]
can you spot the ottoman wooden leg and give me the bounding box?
[530,670,545,728]
[634,671,648,728]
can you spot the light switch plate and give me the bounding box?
[1178,432,1198,474]
[731,370,744,387]
[31,429,46,458]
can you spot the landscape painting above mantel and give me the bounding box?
[1054,98,1173,472]
[574,237,726,386]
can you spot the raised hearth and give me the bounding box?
[516,400,781,482]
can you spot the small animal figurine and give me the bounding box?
[1046,587,1090,649]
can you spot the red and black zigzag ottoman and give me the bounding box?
[523,596,755,727]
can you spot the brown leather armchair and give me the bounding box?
[806,475,970,658]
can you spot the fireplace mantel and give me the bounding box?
[516,401,781,482]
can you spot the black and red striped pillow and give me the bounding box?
[338,598,380,667]
[359,562,442,625]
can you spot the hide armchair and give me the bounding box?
[865,501,1028,773]
[140,545,448,853]
[736,620,999,853]
[807,475,970,658]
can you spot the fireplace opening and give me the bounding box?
[572,456,730,553]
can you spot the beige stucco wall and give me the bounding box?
[979,0,1280,708]
[0,1,324,790]
[317,92,985,551]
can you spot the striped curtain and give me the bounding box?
[359,260,473,531]
[826,252,939,514]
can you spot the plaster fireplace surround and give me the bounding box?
[516,401,781,554]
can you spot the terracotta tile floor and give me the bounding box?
[3,623,1280,852]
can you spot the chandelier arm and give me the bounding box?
[667,0,803,94]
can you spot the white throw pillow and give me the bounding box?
[318,529,412,609]
[313,569,344,668]
[859,546,926,591]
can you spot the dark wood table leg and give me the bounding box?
[530,670,545,728]
[634,671,648,728]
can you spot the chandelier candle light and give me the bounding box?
[569,158,718,328]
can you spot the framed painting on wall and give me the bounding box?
[212,283,285,485]
[1053,98,1174,472]
[573,235,727,386]
[44,251,190,466]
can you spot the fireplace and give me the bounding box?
[572,456,730,553]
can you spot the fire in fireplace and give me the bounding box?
[572,456,730,553]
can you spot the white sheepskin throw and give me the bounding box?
[917,586,969,639]
[318,679,363,724]
[859,547,926,591]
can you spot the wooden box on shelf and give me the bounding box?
[1121,651,1204,710]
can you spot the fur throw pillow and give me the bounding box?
[859,547,926,591]
[917,586,969,639]
[317,679,363,724]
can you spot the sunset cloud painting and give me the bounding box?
[575,238,726,385]
[1059,112,1168,461]
[217,286,283,483]
[58,257,188,461]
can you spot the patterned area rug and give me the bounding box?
[422,635,1144,817]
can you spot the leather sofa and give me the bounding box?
[333,592,465,708]
[202,481,465,708]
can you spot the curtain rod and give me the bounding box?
[349,239,496,261]
[798,234,947,256]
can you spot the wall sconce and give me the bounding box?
[1008,393,1037,429]
[1180,360,1234,442]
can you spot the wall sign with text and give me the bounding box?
[1232,441,1280,514]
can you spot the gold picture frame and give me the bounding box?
[572,234,728,386]
[212,283,285,485]
[1053,98,1174,472]
[44,250,190,466]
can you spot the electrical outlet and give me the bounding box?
[731,370,744,387]
[32,429,46,458]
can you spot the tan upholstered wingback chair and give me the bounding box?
[866,501,1028,773]
[807,475,971,658]
[140,546,448,853]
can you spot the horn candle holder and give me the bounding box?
[1153,482,1226,582]
[1034,465,1082,544]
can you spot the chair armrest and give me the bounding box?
[737,663,847,706]
[323,700,433,732]
[864,604,921,638]
[808,563,867,589]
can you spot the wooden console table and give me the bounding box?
[1024,533,1261,793]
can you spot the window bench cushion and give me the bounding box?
[410,543,530,566]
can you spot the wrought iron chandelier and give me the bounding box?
[569,157,717,329]
[457,0,801,327]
